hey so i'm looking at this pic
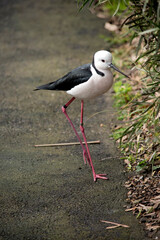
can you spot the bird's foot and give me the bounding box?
[83,150,91,166]
[94,174,108,182]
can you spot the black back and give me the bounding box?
[35,64,92,91]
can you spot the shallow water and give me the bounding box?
[0,0,149,239]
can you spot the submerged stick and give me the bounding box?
[34,140,100,147]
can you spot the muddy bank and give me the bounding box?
[0,0,149,239]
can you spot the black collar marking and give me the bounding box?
[92,58,104,77]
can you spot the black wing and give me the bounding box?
[34,64,92,91]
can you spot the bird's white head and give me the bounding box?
[93,50,112,71]
[93,50,129,78]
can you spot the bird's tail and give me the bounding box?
[33,82,56,91]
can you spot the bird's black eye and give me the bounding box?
[101,59,105,62]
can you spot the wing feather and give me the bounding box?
[34,64,92,91]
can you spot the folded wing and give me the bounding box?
[34,64,92,91]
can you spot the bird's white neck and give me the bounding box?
[91,65,111,77]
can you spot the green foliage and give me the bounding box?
[112,126,127,140]
[77,0,129,14]
[113,80,132,107]
[102,0,130,16]
[100,34,129,48]
[136,160,148,172]
[77,0,95,11]
[112,0,160,173]
[126,0,160,72]
[78,0,160,173]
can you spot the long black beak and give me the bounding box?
[109,63,129,78]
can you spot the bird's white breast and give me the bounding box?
[67,65,113,100]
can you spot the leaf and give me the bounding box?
[151,195,160,201]
[136,35,143,56]
[146,224,160,231]
[138,28,159,35]
[152,165,160,170]
[135,48,156,62]
[113,0,120,16]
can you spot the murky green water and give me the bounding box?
[0,0,149,239]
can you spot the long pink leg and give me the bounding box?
[80,100,108,181]
[61,97,90,165]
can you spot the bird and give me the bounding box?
[34,50,129,182]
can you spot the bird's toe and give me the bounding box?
[94,174,108,182]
